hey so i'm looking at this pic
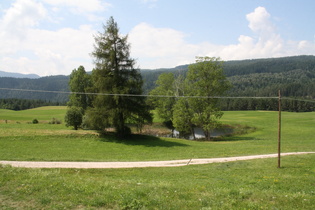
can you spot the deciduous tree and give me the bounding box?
[68,66,92,110]
[65,106,84,130]
[149,73,176,131]
[151,57,231,140]
[186,57,231,140]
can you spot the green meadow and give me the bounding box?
[0,106,314,209]
[0,106,66,122]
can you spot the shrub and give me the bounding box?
[49,118,62,124]
[32,119,39,124]
[64,107,83,130]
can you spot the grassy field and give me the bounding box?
[0,106,314,209]
[0,106,66,122]
[0,107,314,161]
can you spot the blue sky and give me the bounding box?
[0,0,315,76]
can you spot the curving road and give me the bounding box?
[1,152,314,169]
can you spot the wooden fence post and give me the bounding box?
[278,90,281,168]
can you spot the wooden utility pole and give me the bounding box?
[278,90,281,168]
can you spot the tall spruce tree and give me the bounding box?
[88,17,152,138]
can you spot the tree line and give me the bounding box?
[1,56,315,110]
[0,98,64,111]
[219,98,314,112]
[141,55,315,94]
[142,56,315,112]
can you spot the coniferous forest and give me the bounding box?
[0,98,64,111]
[1,55,315,111]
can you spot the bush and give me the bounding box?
[49,118,62,124]
[32,119,39,124]
[64,107,83,130]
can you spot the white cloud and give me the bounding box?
[129,6,315,69]
[246,6,275,35]
[129,23,200,68]
[43,0,111,13]
[212,6,314,60]
[1,2,315,76]
[130,23,187,57]
[1,25,95,76]
[43,0,111,21]
[0,0,96,76]
[1,0,47,39]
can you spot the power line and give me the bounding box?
[282,97,315,103]
[0,87,278,99]
[1,87,315,103]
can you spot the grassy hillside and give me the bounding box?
[0,107,314,209]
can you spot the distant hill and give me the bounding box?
[0,70,40,79]
[1,55,315,102]
[142,55,315,96]
[0,75,69,102]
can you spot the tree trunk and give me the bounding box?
[191,126,196,140]
[116,111,125,138]
[204,130,211,141]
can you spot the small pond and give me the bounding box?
[172,127,234,140]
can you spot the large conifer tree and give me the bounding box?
[88,17,151,138]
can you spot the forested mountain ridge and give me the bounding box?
[0,75,69,102]
[229,69,315,97]
[226,56,315,98]
[1,55,315,103]
[223,55,315,76]
[142,55,315,98]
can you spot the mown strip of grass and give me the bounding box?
[1,154,314,209]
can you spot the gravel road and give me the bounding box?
[1,152,314,169]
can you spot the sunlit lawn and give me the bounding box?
[1,154,314,209]
[0,107,314,209]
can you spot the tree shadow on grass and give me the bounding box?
[213,136,262,142]
[98,133,190,147]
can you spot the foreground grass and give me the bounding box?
[1,154,314,209]
[0,107,314,209]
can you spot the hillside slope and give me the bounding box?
[143,55,315,98]
[0,76,69,102]
[0,70,40,79]
[0,55,315,102]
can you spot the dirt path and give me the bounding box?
[1,152,314,169]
